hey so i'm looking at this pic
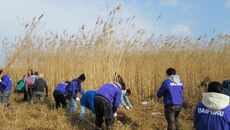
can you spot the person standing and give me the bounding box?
[157,68,183,130]
[34,71,39,80]
[0,70,12,107]
[23,69,35,101]
[53,81,69,109]
[194,81,230,130]
[30,73,48,104]
[79,90,96,121]
[94,76,123,130]
[66,74,85,112]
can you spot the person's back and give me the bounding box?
[156,68,183,130]
[194,82,230,130]
[30,74,48,104]
[33,78,48,92]
[81,90,96,109]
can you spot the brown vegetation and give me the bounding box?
[1,4,230,130]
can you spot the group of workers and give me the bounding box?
[53,73,132,130]
[1,68,230,130]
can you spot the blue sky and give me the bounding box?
[0,0,230,62]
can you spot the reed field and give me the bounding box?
[1,5,230,130]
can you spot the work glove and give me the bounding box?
[125,106,130,109]
[156,97,159,100]
[46,94,48,97]
[0,79,2,83]
[76,97,80,102]
[26,81,29,84]
[113,113,117,117]
[29,82,32,85]
[130,106,133,109]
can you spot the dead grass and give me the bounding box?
[1,4,230,130]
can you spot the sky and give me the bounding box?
[0,0,230,62]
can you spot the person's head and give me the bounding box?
[208,81,223,93]
[126,88,132,96]
[78,74,85,83]
[114,73,125,89]
[38,73,44,79]
[27,69,33,76]
[34,71,39,76]
[166,68,176,77]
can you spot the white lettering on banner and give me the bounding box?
[198,108,224,116]
[170,83,183,86]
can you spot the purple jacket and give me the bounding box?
[194,103,230,130]
[157,75,183,105]
[66,78,84,98]
[0,74,12,92]
[95,83,122,113]
[55,82,68,94]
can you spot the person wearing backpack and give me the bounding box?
[66,74,85,112]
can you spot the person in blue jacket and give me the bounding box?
[79,90,96,121]
[0,70,12,107]
[53,81,69,109]
[94,74,123,130]
[157,68,183,130]
[66,74,85,112]
[194,81,230,130]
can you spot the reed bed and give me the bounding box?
[1,4,230,129]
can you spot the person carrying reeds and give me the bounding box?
[79,90,96,121]
[93,74,123,130]
[53,81,70,109]
[193,81,230,130]
[119,78,133,109]
[30,73,48,104]
[156,68,183,130]
[0,70,12,107]
[66,74,85,112]
[22,69,35,101]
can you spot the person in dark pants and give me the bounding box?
[157,68,183,130]
[0,70,12,107]
[23,69,35,101]
[94,74,123,130]
[53,81,69,109]
[30,73,48,104]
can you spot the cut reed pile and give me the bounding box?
[1,4,230,129]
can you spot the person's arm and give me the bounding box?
[45,81,48,96]
[90,99,96,114]
[113,91,122,113]
[120,91,127,108]
[157,81,167,98]
[1,77,9,87]
[79,86,84,95]
[124,94,132,107]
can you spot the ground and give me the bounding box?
[0,92,194,130]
